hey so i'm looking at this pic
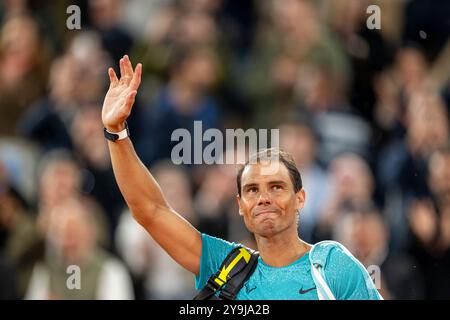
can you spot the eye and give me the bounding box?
[248,187,258,193]
[271,185,283,191]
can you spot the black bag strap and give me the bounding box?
[193,246,259,300]
[218,251,259,300]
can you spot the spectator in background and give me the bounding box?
[36,150,110,249]
[244,0,350,129]
[427,147,450,209]
[0,0,28,19]
[116,160,196,299]
[68,31,112,105]
[373,46,430,147]
[0,181,42,298]
[407,147,450,299]
[18,55,76,152]
[88,0,134,64]
[379,89,449,250]
[26,197,134,300]
[19,31,112,152]
[119,0,173,42]
[137,47,221,166]
[279,119,330,242]
[314,153,376,242]
[70,103,125,241]
[194,163,234,241]
[0,13,50,136]
[295,60,373,166]
[131,2,226,94]
[334,207,424,299]
[325,0,394,122]
[395,47,430,101]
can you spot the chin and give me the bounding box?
[255,221,279,237]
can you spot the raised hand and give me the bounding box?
[102,55,142,132]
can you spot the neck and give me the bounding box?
[255,230,311,267]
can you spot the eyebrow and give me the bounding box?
[268,180,288,186]
[242,180,288,189]
[242,183,258,190]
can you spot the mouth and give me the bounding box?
[254,209,279,218]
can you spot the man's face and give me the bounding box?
[237,161,305,238]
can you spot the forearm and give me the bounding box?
[107,137,169,223]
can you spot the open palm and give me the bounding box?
[102,55,142,132]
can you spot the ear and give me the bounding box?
[296,188,306,211]
[236,194,244,216]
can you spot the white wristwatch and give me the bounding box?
[103,122,130,142]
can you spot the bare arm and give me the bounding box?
[102,55,202,275]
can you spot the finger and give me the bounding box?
[123,55,134,84]
[119,57,126,80]
[130,63,142,91]
[108,68,119,87]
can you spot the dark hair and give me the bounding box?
[236,148,302,197]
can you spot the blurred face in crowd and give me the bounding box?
[396,48,428,94]
[49,56,77,107]
[176,12,219,47]
[272,0,320,44]
[296,63,347,113]
[237,161,305,238]
[89,0,122,29]
[180,50,218,91]
[280,123,316,169]
[329,153,374,203]
[0,15,40,85]
[351,212,388,263]
[71,105,109,169]
[3,0,27,13]
[49,199,96,264]
[40,159,81,208]
[271,55,299,94]
[69,32,110,103]
[200,163,237,202]
[329,0,368,35]
[428,150,450,203]
[153,163,195,222]
[407,90,449,155]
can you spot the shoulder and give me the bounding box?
[311,241,381,300]
[310,240,365,276]
[200,233,242,264]
[309,241,351,265]
[195,234,242,290]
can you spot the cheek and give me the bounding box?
[241,213,256,233]
[239,196,255,212]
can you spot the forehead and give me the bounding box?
[241,161,292,185]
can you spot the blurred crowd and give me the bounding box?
[1,0,450,300]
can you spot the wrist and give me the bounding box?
[105,123,125,133]
[104,122,130,142]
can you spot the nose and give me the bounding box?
[257,190,272,206]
